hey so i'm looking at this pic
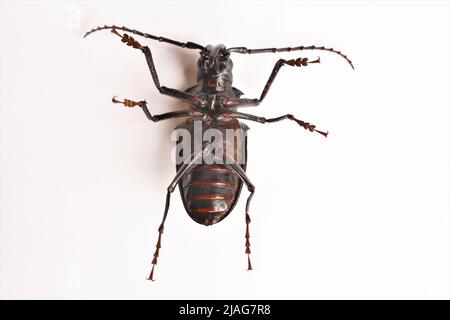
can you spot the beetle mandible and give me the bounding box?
[84,25,353,280]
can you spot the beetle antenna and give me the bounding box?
[228,45,354,69]
[84,25,205,51]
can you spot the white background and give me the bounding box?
[0,1,449,299]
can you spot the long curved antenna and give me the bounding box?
[228,45,354,69]
[84,25,205,51]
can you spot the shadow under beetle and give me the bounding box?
[84,25,353,280]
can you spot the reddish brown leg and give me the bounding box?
[112,96,145,108]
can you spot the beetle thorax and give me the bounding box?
[197,44,233,92]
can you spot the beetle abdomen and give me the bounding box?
[179,164,243,226]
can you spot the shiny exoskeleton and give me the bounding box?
[84,25,353,281]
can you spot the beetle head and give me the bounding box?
[197,44,233,90]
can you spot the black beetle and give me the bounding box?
[84,25,353,280]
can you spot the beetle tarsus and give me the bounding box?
[110,27,143,50]
[245,213,253,271]
[287,115,329,138]
[147,265,156,281]
[112,96,145,108]
[148,225,163,281]
[285,57,321,67]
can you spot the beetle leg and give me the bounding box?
[112,97,202,122]
[224,111,329,138]
[141,45,206,107]
[221,57,320,108]
[108,28,206,108]
[148,144,213,281]
[218,154,256,271]
[140,108,202,123]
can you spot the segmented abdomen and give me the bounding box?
[179,164,243,226]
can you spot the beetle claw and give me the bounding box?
[247,255,253,271]
[314,129,329,138]
[112,95,123,104]
[309,56,321,64]
[147,265,156,281]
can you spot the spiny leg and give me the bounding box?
[221,57,320,108]
[147,144,212,281]
[225,111,329,137]
[108,28,205,107]
[112,96,201,122]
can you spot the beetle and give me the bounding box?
[84,25,353,280]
